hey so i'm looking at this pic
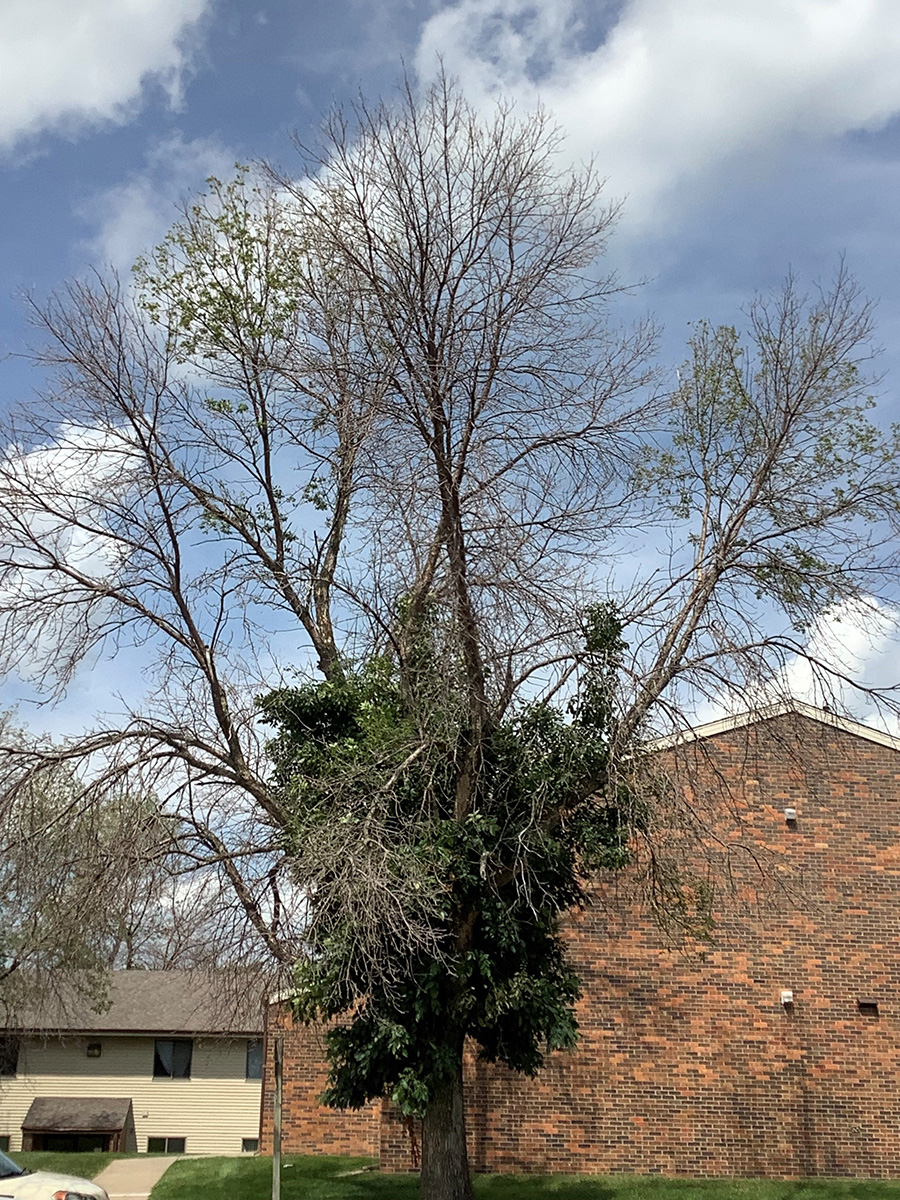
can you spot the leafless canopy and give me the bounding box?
[0,78,897,975]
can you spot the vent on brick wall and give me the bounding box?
[857,998,879,1017]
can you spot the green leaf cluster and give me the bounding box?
[258,607,639,1116]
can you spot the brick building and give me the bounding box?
[261,702,900,1178]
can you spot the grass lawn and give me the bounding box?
[14,1151,122,1179]
[148,1155,900,1200]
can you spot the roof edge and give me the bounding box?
[12,1026,261,1037]
[646,699,900,753]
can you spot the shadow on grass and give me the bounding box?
[149,1157,900,1200]
[476,1178,900,1200]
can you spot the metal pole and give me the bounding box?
[272,1033,283,1200]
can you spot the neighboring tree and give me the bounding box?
[0,78,898,1199]
[0,725,263,1020]
[0,750,168,1022]
[106,850,262,972]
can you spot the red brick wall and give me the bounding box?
[274,712,900,1177]
[260,1005,381,1159]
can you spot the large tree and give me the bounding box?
[1,78,898,1199]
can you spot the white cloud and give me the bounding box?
[0,0,211,152]
[78,132,237,272]
[0,423,131,583]
[690,597,900,732]
[416,0,900,226]
[0,424,133,683]
[780,598,900,728]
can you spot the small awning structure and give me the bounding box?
[21,1097,137,1153]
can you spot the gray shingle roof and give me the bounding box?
[9,970,265,1036]
[22,1097,134,1133]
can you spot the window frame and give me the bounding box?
[245,1038,263,1080]
[0,1036,19,1077]
[152,1038,193,1079]
[148,1136,186,1153]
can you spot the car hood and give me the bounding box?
[0,1169,110,1199]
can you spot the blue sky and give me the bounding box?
[2,0,900,730]
[4,1,900,391]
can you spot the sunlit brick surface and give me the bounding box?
[270,713,900,1178]
[260,1007,381,1158]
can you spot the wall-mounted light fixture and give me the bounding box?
[784,808,798,824]
[780,990,794,1008]
[858,997,879,1017]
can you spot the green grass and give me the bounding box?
[148,1155,900,1200]
[14,1150,121,1179]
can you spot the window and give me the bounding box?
[246,1038,263,1080]
[242,1137,259,1153]
[86,1041,102,1058]
[148,1136,186,1153]
[152,1039,192,1079]
[0,1037,19,1076]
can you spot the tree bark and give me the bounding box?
[419,1041,475,1200]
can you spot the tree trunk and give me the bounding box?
[419,1043,475,1200]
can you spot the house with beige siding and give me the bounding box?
[0,970,265,1156]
